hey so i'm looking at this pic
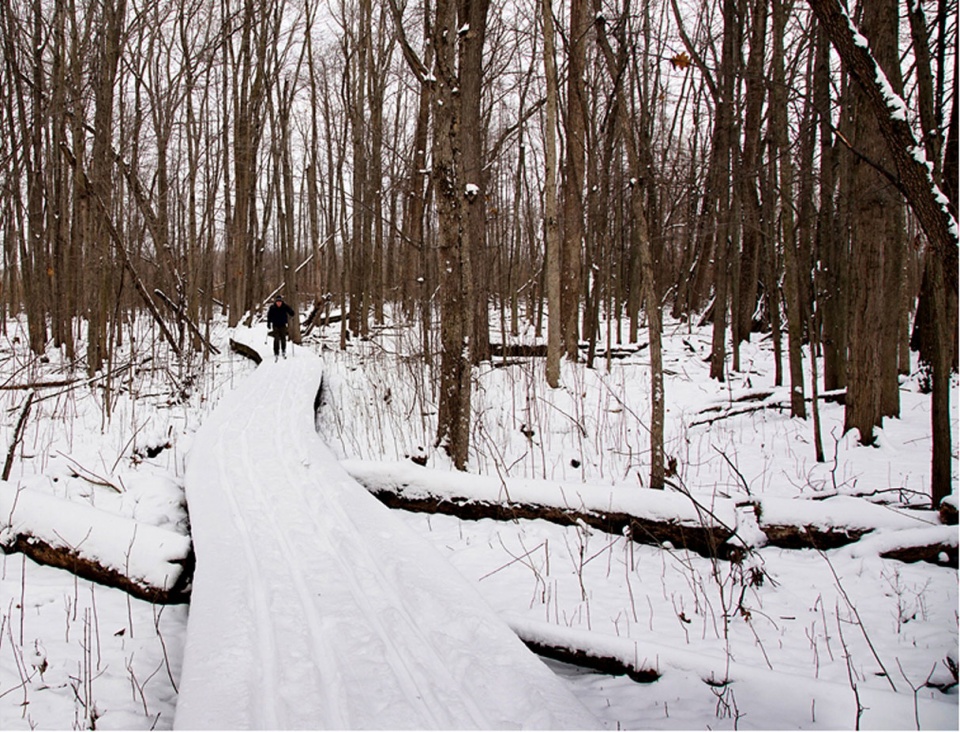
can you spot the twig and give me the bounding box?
[56,451,123,493]
[0,378,80,391]
[3,391,35,481]
[814,542,897,691]
[713,445,752,496]
[836,602,866,730]
[154,289,220,356]
[896,658,936,731]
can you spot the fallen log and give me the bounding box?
[1,483,193,603]
[880,542,958,568]
[3,531,192,604]
[507,615,661,682]
[940,499,958,526]
[486,343,649,361]
[690,388,847,427]
[368,487,732,558]
[344,461,954,568]
[0,378,80,391]
[751,496,955,566]
[230,337,263,364]
[488,343,548,358]
[343,461,735,559]
[838,525,958,569]
[757,523,871,550]
[520,638,661,683]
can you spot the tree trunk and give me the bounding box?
[432,0,481,470]
[815,19,845,392]
[830,0,901,443]
[735,0,767,346]
[772,0,806,418]
[460,0,490,366]
[561,0,588,361]
[805,0,957,290]
[544,0,561,389]
[708,0,737,383]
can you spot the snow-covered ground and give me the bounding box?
[1,310,957,729]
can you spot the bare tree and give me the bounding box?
[544,0,562,389]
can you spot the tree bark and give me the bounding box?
[561,0,588,361]
[805,0,957,291]
[544,0,561,389]
[735,0,768,346]
[772,0,806,419]
[431,0,483,470]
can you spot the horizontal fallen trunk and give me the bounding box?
[356,479,734,559]
[758,523,872,550]
[486,343,648,360]
[2,531,192,603]
[1,483,193,604]
[521,636,660,683]
[880,542,958,568]
[753,499,956,567]
[349,461,953,567]
[230,337,263,364]
[507,616,661,682]
[0,378,81,391]
[690,389,847,427]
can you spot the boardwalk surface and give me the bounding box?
[174,329,596,730]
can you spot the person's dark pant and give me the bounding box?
[272,325,289,356]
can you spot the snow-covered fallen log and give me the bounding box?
[345,461,957,567]
[342,459,737,558]
[0,482,192,603]
[838,525,958,568]
[752,495,943,551]
[505,614,958,729]
[508,615,661,682]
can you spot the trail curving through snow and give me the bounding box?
[174,328,596,730]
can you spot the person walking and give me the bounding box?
[267,296,296,361]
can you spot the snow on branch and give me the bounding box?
[806,0,958,293]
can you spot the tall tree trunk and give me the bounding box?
[86,0,126,374]
[561,0,587,360]
[735,0,767,346]
[836,0,901,443]
[460,0,490,365]
[772,0,806,418]
[544,0,561,389]
[708,0,737,382]
[432,0,485,470]
[815,19,845,392]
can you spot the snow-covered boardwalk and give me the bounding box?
[174,329,595,730]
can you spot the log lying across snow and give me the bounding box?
[507,614,661,682]
[343,460,739,558]
[0,482,193,603]
[344,460,955,567]
[836,524,959,568]
[751,495,956,566]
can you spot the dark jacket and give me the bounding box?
[267,300,295,329]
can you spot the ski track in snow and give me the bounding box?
[174,331,597,730]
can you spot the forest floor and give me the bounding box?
[0,310,957,729]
